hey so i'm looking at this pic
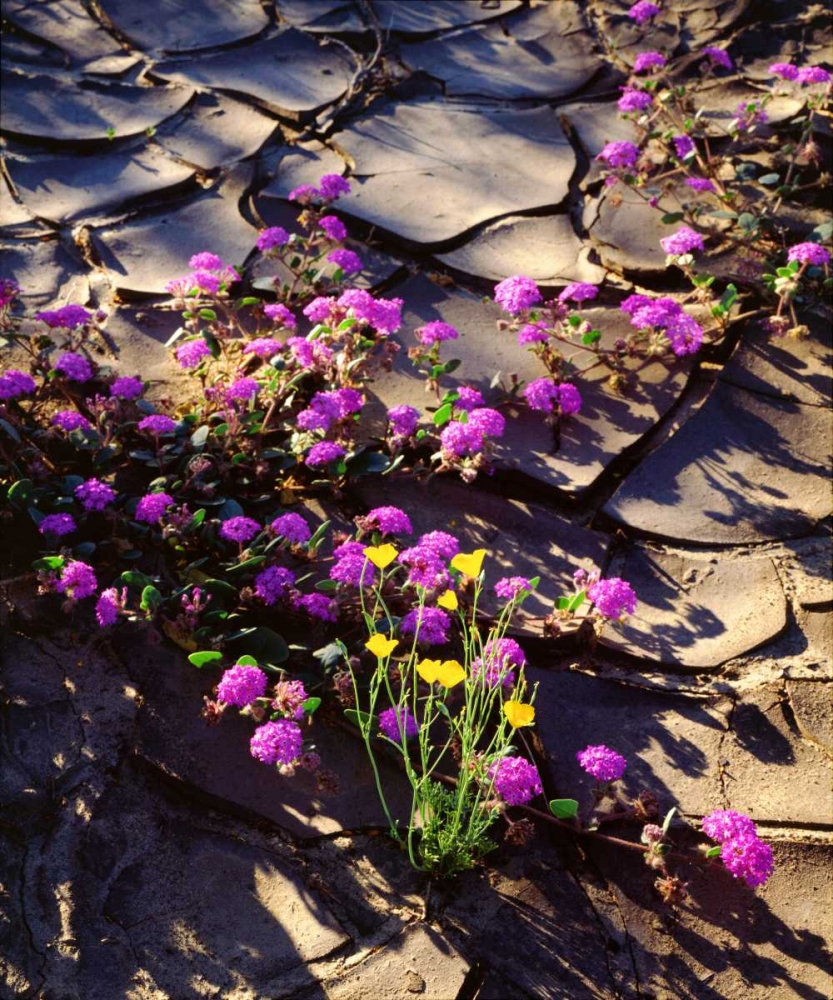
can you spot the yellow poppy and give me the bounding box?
[450,549,486,578]
[365,633,399,658]
[417,658,442,684]
[504,700,535,728]
[437,589,459,611]
[435,659,466,688]
[363,543,398,569]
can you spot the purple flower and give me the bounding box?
[455,387,484,411]
[398,538,453,590]
[54,353,93,382]
[797,66,831,85]
[220,516,260,544]
[0,277,21,308]
[189,252,224,271]
[303,296,336,323]
[440,421,484,458]
[628,1,660,25]
[673,135,695,159]
[138,414,177,436]
[288,337,333,369]
[379,706,419,742]
[319,215,347,241]
[255,565,296,605]
[685,177,715,192]
[36,304,91,329]
[368,296,404,335]
[191,271,221,295]
[135,492,174,524]
[175,339,212,369]
[110,376,144,400]
[597,141,640,169]
[558,282,598,303]
[332,387,364,418]
[556,383,582,415]
[588,577,637,618]
[665,312,704,356]
[523,378,559,414]
[307,441,345,468]
[217,663,268,707]
[787,242,830,266]
[257,227,289,253]
[39,514,76,537]
[263,303,297,328]
[468,407,505,438]
[633,50,667,73]
[56,560,97,600]
[471,655,515,688]
[488,756,543,806]
[296,592,338,622]
[661,225,705,255]
[494,275,542,314]
[720,834,774,888]
[701,47,733,71]
[272,679,308,721]
[0,369,36,399]
[415,321,459,346]
[271,512,311,544]
[494,577,533,601]
[400,606,451,646]
[250,719,303,765]
[243,337,281,358]
[356,506,413,537]
[75,478,116,512]
[733,100,768,132]
[317,174,351,201]
[618,88,653,113]
[518,322,550,346]
[95,587,122,626]
[702,809,758,843]
[327,249,362,275]
[576,745,627,782]
[769,62,799,81]
[53,410,91,432]
[226,377,259,403]
[330,540,374,587]
[388,404,420,438]
[288,183,317,203]
[485,636,526,669]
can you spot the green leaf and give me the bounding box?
[444,359,462,374]
[710,210,738,220]
[302,697,322,715]
[660,213,685,224]
[188,650,223,668]
[556,596,570,610]
[776,267,795,278]
[199,308,217,322]
[719,283,738,313]
[72,541,96,559]
[344,708,374,731]
[201,579,239,605]
[8,479,33,506]
[188,509,206,530]
[581,329,602,346]
[436,701,451,719]
[217,497,245,521]
[140,585,162,613]
[237,297,261,307]
[346,451,391,477]
[315,579,338,592]
[737,212,757,231]
[226,555,266,575]
[190,425,210,449]
[307,520,330,550]
[706,845,722,858]
[227,626,289,665]
[313,641,346,669]
[567,589,586,613]
[759,173,780,186]
[549,798,579,820]
[236,654,258,667]
[432,402,453,427]
[32,555,65,572]
[0,418,20,443]
[120,570,154,590]
[661,806,677,836]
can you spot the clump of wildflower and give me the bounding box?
[138,414,177,436]
[53,410,91,432]
[330,540,374,587]
[250,719,303,765]
[327,249,362,274]
[54,353,93,382]
[0,369,36,399]
[263,303,296,328]
[523,378,582,416]
[622,294,704,356]
[306,441,347,468]
[272,679,308,720]
[398,533,458,590]
[558,282,598,304]
[226,377,259,403]
[319,215,347,241]
[356,506,413,537]
[633,51,667,73]
[577,745,627,782]
[95,587,125,626]
[455,387,484,411]
[56,560,97,600]
[256,227,289,253]
[797,66,831,85]
[618,88,653,113]
[720,835,774,888]
[243,337,281,358]
[685,177,715,192]
[217,663,268,707]
[495,576,533,601]
[472,637,525,688]
[494,276,542,314]
[0,277,21,308]
[787,243,830,266]
[303,296,335,323]
[36,304,91,329]
[588,577,637,618]
[518,322,549,346]
[39,514,77,537]
[110,376,144,400]
[400,606,451,646]
[628,1,660,25]
[597,141,640,170]
[701,47,733,71]
[387,405,420,442]
[296,591,338,622]
[415,321,459,346]
[488,756,543,807]
[135,492,173,524]
[468,407,505,437]
[220,516,260,544]
[702,809,758,843]
[379,706,419,742]
[673,134,695,159]
[271,512,310,544]
[75,478,116,512]
[770,62,798,81]
[440,421,484,458]
[255,565,296,604]
[175,339,212,369]
[189,252,224,270]
[318,174,351,201]
[660,226,705,256]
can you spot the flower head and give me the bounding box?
[255,565,296,605]
[618,88,653,113]
[250,719,303,765]
[440,421,484,458]
[135,492,174,524]
[319,215,348,241]
[455,387,485,411]
[138,414,177,436]
[256,227,289,253]
[673,135,695,159]
[468,407,505,438]
[660,225,705,256]
[0,277,21,308]
[796,66,830,85]
[558,282,599,303]
[36,304,91,329]
[0,369,36,399]
[243,337,281,358]
[356,506,413,537]
[628,1,660,25]
[588,577,637,618]
[226,377,259,403]
[577,745,627,781]
[504,701,535,728]
[53,410,91,432]
[685,177,715,192]
[327,249,362,275]
[400,606,451,646]
[363,543,398,569]
[597,141,640,169]
[494,276,542,314]
[272,679,308,720]
[217,663,268,707]
[220,516,260,544]
[54,352,93,382]
[787,242,830,266]
[365,633,398,658]
[271,512,310,544]
[296,591,338,622]
[317,174,351,201]
[720,834,774,888]
[633,51,667,73]
[450,549,486,578]
[56,560,97,600]
[702,809,758,843]
[518,322,550,346]
[488,756,543,806]
[39,513,77,537]
[110,376,144,400]
[331,540,374,587]
[494,576,534,601]
[701,47,733,71]
[95,587,123,626]
[307,441,345,468]
[415,321,459,346]
[379,706,418,741]
[75,478,116,512]
[175,339,212,369]
[388,404,420,439]
[769,62,798,81]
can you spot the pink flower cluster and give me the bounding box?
[523,379,582,416]
[702,809,774,888]
[400,606,450,646]
[488,756,543,806]
[379,706,419,741]
[250,719,303,765]
[587,576,637,618]
[217,663,268,707]
[621,294,704,356]
[577,744,627,782]
[355,505,413,537]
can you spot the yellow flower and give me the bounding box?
[365,633,399,658]
[417,658,442,684]
[450,549,486,578]
[437,589,459,611]
[435,659,466,688]
[504,700,535,728]
[363,543,398,569]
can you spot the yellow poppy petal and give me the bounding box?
[436,659,466,689]
[437,589,459,611]
[416,658,442,684]
[451,549,486,578]
[363,543,398,569]
[365,633,399,658]
[504,700,535,728]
